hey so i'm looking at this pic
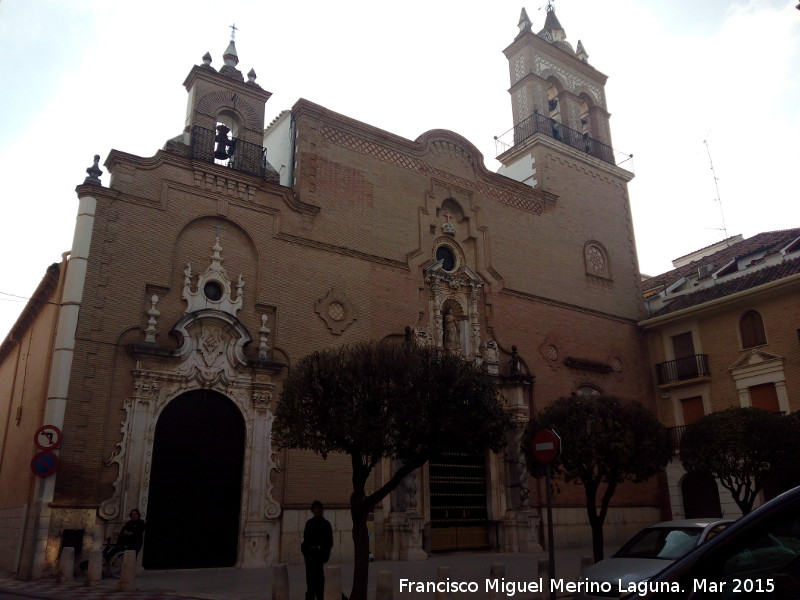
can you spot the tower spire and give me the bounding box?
[541,2,567,42]
[518,8,533,36]
[220,25,243,80]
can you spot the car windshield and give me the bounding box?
[615,526,704,560]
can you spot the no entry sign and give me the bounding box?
[532,429,561,465]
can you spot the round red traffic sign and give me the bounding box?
[30,451,59,478]
[532,429,561,465]
[34,425,63,450]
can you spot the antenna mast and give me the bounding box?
[703,137,729,242]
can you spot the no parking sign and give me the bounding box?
[30,451,59,477]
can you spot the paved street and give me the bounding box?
[0,547,600,600]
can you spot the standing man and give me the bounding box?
[301,500,333,600]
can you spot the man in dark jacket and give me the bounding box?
[301,500,333,600]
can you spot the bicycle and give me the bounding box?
[101,542,128,578]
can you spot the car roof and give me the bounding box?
[636,485,800,596]
[645,519,732,529]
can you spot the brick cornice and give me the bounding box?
[104,148,320,217]
[293,98,558,214]
[501,286,640,325]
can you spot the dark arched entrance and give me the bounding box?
[143,389,245,569]
[681,472,722,519]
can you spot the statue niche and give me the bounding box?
[424,245,483,361]
[442,302,464,356]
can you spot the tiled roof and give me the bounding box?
[642,229,800,290]
[648,255,800,317]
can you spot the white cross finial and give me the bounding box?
[211,224,226,239]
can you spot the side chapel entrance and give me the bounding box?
[143,390,245,569]
[429,452,490,552]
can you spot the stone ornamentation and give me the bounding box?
[533,56,603,105]
[144,295,160,343]
[258,314,271,359]
[483,340,500,374]
[315,288,356,335]
[424,259,483,359]
[83,154,103,186]
[413,327,433,347]
[182,237,244,316]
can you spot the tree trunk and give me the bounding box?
[588,514,605,563]
[350,501,370,600]
[584,479,605,563]
[346,455,424,600]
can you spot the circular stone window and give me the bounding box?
[204,281,223,301]
[436,245,457,272]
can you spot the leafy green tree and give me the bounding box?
[273,340,510,600]
[680,407,800,515]
[522,395,671,562]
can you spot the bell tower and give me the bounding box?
[497,4,621,181]
[179,35,274,176]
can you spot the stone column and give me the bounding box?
[27,188,98,580]
[430,278,444,348]
[242,391,281,567]
[468,284,482,359]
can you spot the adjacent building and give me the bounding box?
[641,229,800,518]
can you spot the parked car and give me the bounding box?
[622,485,800,599]
[577,519,733,600]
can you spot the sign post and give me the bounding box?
[31,425,62,478]
[533,429,561,600]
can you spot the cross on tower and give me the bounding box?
[229,23,238,40]
[211,224,226,239]
[442,210,453,224]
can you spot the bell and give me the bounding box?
[214,145,230,160]
[214,124,232,160]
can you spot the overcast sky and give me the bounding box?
[1,0,798,339]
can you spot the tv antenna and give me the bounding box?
[703,135,729,243]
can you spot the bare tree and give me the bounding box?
[523,395,671,562]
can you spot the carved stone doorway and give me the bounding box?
[143,389,245,569]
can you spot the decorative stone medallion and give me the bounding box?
[315,288,356,335]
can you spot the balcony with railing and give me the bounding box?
[656,354,710,386]
[190,125,270,179]
[669,411,785,454]
[494,112,633,170]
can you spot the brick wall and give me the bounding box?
[51,98,660,536]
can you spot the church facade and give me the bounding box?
[0,8,664,577]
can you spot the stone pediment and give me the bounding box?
[172,309,251,385]
[729,348,783,371]
[424,260,483,289]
